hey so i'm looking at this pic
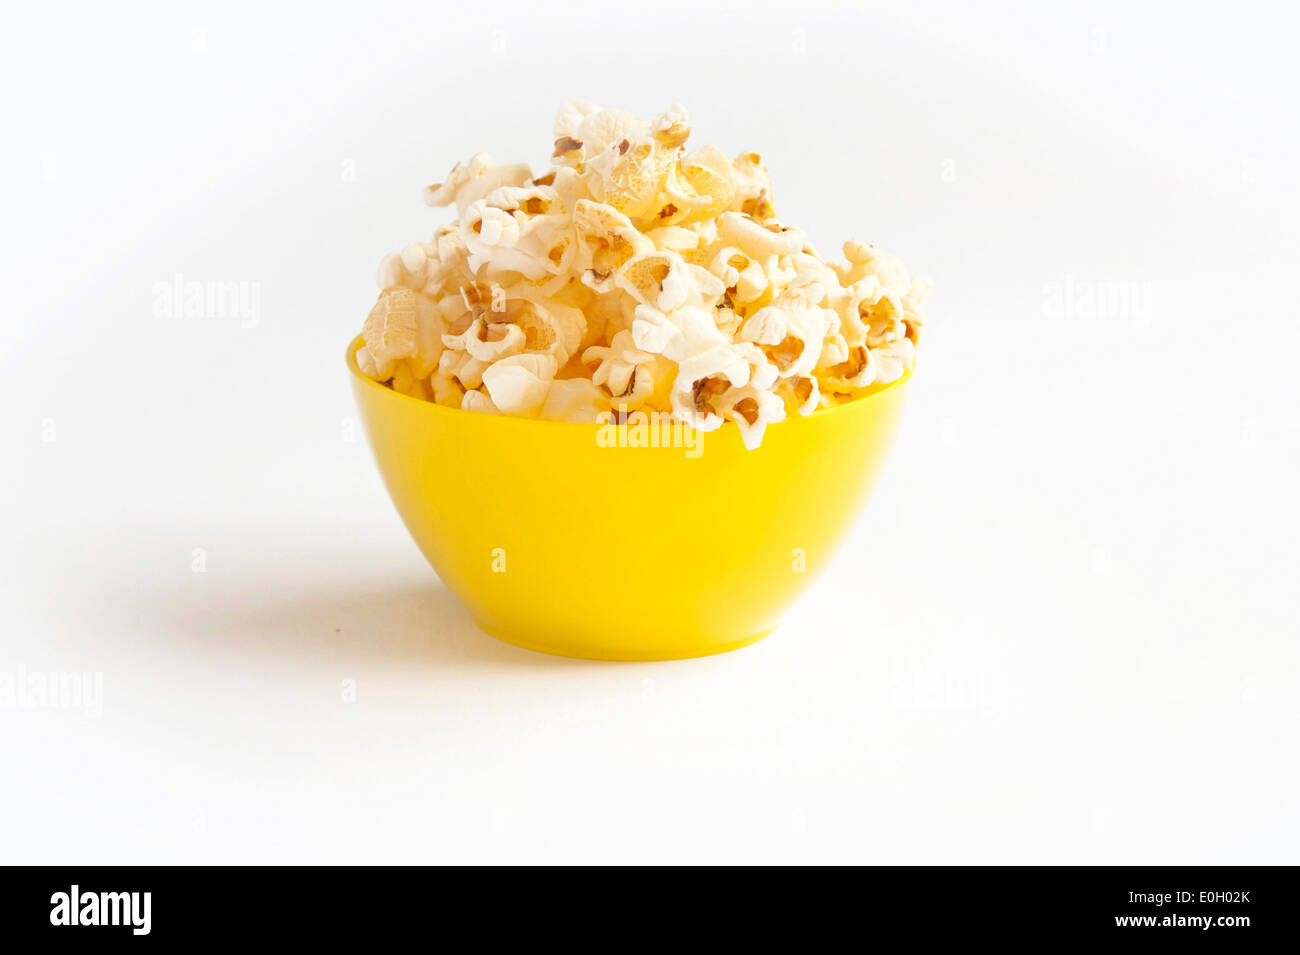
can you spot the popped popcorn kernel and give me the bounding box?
[354,102,928,447]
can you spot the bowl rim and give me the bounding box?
[346,334,912,431]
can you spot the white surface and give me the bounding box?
[2,0,1297,864]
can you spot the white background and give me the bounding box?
[2,0,1297,863]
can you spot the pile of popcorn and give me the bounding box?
[355,102,927,449]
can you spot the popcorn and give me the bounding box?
[615,251,723,312]
[583,329,668,410]
[354,102,928,447]
[820,344,878,393]
[539,378,604,423]
[442,318,525,363]
[868,336,916,384]
[714,385,787,450]
[716,211,803,259]
[738,304,833,380]
[481,353,558,417]
[708,246,767,305]
[360,287,444,379]
[424,154,533,212]
[461,389,501,415]
[778,374,822,417]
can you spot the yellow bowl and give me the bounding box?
[348,336,911,660]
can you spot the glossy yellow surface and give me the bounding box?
[348,336,911,660]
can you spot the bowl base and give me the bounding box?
[473,621,779,662]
